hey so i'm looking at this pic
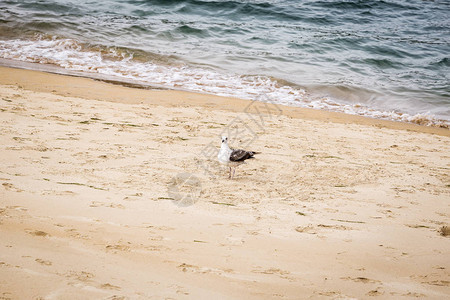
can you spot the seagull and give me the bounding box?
[217,136,259,179]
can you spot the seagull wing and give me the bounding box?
[229,149,255,162]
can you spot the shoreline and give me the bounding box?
[0,64,449,299]
[0,65,448,137]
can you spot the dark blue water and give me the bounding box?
[0,0,449,125]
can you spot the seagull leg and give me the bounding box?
[228,166,232,179]
[231,167,236,180]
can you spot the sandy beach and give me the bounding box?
[0,66,449,299]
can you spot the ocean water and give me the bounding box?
[0,0,449,126]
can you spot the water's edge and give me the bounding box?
[1,58,448,133]
[0,58,180,91]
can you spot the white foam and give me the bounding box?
[0,36,447,128]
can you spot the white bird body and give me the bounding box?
[218,140,233,165]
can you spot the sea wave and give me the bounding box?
[0,35,447,128]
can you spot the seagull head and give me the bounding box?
[221,136,228,144]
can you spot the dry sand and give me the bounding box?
[0,67,449,299]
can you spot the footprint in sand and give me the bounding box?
[35,258,52,266]
[341,276,381,284]
[410,273,450,287]
[143,245,169,252]
[252,267,290,276]
[66,270,95,282]
[252,267,295,281]
[26,230,49,237]
[90,201,125,209]
[177,263,229,275]
[426,280,450,286]
[399,292,426,297]
[64,228,90,240]
[0,262,11,268]
[104,295,127,300]
[178,263,199,273]
[2,182,23,192]
[317,291,340,297]
[145,225,175,231]
[295,225,317,234]
[100,283,121,291]
[378,209,397,218]
[367,288,385,296]
[167,284,190,296]
[105,244,131,252]
[295,224,353,234]
[1,292,13,300]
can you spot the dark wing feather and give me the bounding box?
[229,149,256,162]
